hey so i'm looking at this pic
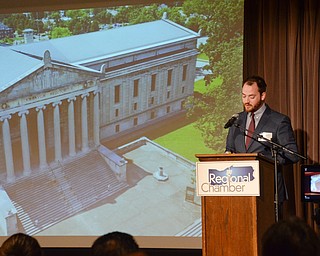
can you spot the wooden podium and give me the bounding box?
[195,153,275,256]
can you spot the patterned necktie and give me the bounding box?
[245,112,255,149]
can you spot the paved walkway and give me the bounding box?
[37,141,201,248]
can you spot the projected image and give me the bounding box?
[0,0,243,247]
[303,171,320,195]
[311,174,320,193]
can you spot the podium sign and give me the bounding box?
[196,153,275,256]
[196,160,260,196]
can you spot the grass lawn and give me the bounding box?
[154,77,224,162]
[194,77,223,94]
[197,53,209,61]
[154,122,216,162]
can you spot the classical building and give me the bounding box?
[0,18,199,235]
[1,18,198,183]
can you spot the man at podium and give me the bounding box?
[225,75,300,219]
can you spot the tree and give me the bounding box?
[65,9,93,34]
[50,26,72,39]
[159,6,187,26]
[94,9,113,25]
[47,11,63,27]
[183,0,244,152]
[114,6,136,24]
[3,13,37,34]
[129,4,160,24]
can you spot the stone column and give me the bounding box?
[0,115,14,182]
[18,110,31,175]
[67,97,76,156]
[81,93,89,152]
[36,105,47,168]
[93,90,100,146]
[52,101,62,162]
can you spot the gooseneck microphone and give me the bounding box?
[224,114,239,129]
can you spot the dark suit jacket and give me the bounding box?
[225,104,299,165]
[225,104,299,203]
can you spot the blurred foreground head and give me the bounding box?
[0,233,42,256]
[262,216,320,256]
[92,231,140,256]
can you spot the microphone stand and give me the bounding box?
[233,123,306,222]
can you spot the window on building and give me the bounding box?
[166,106,170,113]
[167,91,170,99]
[133,102,138,111]
[151,111,155,119]
[182,64,188,81]
[182,86,185,94]
[151,74,156,91]
[134,79,139,97]
[115,108,119,117]
[133,117,138,126]
[114,85,120,103]
[167,69,173,86]
[115,124,120,133]
[151,96,154,105]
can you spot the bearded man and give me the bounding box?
[225,75,300,219]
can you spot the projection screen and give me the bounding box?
[0,0,244,249]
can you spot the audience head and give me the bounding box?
[91,231,139,256]
[0,233,42,256]
[262,216,320,256]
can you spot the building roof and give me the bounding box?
[0,46,43,92]
[1,19,198,95]
[0,47,100,94]
[9,19,199,65]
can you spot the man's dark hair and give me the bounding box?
[262,216,320,256]
[91,231,139,256]
[0,233,42,256]
[243,75,267,94]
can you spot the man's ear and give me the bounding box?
[261,92,266,101]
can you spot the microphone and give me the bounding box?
[224,114,239,129]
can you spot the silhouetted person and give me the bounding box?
[0,233,42,256]
[91,231,139,256]
[262,216,320,256]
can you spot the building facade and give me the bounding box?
[0,18,199,184]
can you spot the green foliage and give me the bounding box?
[0,37,14,44]
[194,76,222,94]
[50,27,72,39]
[129,4,160,24]
[184,0,244,152]
[2,13,39,34]
[94,10,113,25]
[158,6,187,26]
[65,9,93,34]
[197,52,209,61]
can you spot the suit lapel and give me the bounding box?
[237,112,248,152]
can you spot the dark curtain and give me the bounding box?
[243,0,320,226]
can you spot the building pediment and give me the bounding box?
[0,59,101,109]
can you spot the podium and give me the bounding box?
[195,153,275,256]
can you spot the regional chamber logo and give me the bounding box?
[196,161,260,196]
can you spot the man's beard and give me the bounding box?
[243,100,264,112]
